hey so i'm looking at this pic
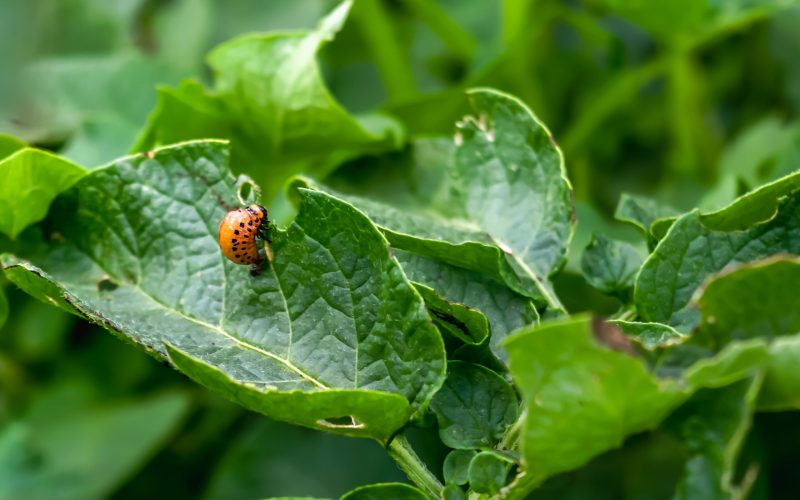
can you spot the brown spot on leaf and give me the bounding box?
[591,316,636,356]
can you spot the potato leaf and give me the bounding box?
[2,140,445,441]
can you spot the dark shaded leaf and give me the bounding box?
[429,361,518,450]
[580,234,643,295]
[467,451,513,495]
[443,449,476,486]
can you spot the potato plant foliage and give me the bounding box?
[2,0,800,499]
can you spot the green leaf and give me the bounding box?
[759,333,800,410]
[429,361,518,450]
[611,321,687,350]
[614,193,676,235]
[0,148,86,238]
[596,0,707,41]
[0,390,189,500]
[580,234,643,295]
[706,117,800,207]
[340,483,427,500]
[666,376,763,500]
[443,449,477,486]
[14,53,183,166]
[441,484,466,500]
[598,0,799,43]
[396,250,538,362]
[651,168,800,239]
[568,201,643,274]
[295,88,574,310]
[138,0,402,202]
[204,419,404,500]
[614,193,679,241]
[684,340,768,389]
[695,257,800,346]
[0,134,25,160]
[412,282,489,346]
[505,316,687,485]
[2,140,445,441]
[467,451,513,495]
[635,191,800,332]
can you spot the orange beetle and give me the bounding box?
[218,204,271,275]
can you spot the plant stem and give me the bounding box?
[561,57,668,154]
[354,0,416,103]
[401,0,477,60]
[387,434,443,498]
[498,413,523,451]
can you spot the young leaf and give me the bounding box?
[505,317,687,486]
[397,250,538,362]
[0,148,86,238]
[441,484,466,500]
[467,451,513,495]
[443,449,477,486]
[635,191,800,332]
[340,483,427,500]
[294,87,575,310]
[2,140,445,441]
[429,361,518,450]
[412,283,489,346]
[138,0,402,202]
[580,234,643,295]
[614,193,679,242]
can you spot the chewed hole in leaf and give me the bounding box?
[235,175,261,206]
[96,276,119,292]
[317,416,365,429]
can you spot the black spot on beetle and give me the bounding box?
[239,222,245,228]
[234,230,239,235]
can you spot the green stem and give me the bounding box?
[354,0,416,103]
[611,306,636,322]
[666,46,696,177]
[387,434,443,498]
[498,414,523,451]
[401,0,476,60]
[561,57,668,154]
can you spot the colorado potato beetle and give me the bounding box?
[218,204,271,275]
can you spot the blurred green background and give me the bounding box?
[1,0,800,498]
